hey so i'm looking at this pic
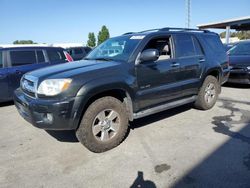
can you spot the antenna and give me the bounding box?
[186,0,191,28]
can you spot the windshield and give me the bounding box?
[86,35,143,62]
[228,42,250,55]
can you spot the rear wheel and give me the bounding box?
[76,96,128,153]
[194,75,219,110]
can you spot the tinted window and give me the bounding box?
[74,48,83,54]
[10,50,36,66]
[47,49,66,62]
[84,47,92,54]
[203,34,225,54]
[228,42,250,55]
[0,51,2,68]
[37,50,45,63]
[192,36,203,56]
[175,34,195,58]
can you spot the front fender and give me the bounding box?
[72,75,137,129]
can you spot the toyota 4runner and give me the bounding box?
[14,27,230,152]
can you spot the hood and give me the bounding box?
[229,55,250,67]
[26,60,122,79]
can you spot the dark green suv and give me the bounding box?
[14,28,230,152]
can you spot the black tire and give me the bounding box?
[76,96,128,153]
[194,75,220,110]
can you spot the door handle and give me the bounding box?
[171,62,180,67]
[199,58,205,63]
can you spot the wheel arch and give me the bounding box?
[73,81,135,130]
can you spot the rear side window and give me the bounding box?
[203,34,225,54]
[37,50,45,63]
[10,50,36,66]
[174,34,195,58]
[74,48,83,54]
[47,49,66,62]
[0,51,2,68]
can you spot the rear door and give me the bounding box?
[8,49,38,95]
[173,34,204,96]
[0,50,10,101]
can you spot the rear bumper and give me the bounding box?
[14,88,83,130]
[228,70,250,84]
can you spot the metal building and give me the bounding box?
[197,16,250,44]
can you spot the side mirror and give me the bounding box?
[140,49,159,62]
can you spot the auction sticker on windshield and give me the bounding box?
[130,35,145,40]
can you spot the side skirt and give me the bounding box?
[133,96,197,119]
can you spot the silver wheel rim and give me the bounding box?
[92,109,120,142]
[204,83,216,104]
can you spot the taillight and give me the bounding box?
[64,52,73,62]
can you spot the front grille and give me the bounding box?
[21,75,37,98]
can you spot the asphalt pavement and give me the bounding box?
[0,84,250,188]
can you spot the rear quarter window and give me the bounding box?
[203,34,225,54]
[47,49,66,62]
[10,50,36,66]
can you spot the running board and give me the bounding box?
[133,96,197,119]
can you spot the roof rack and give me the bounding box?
[159,27,210,33]
[123,27,210,35]
[123,32,135,35]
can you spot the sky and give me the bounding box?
[0,0,249,44]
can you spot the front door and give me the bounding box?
[136,36,182,110]
[0,51,10,101]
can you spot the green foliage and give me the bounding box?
[13,40,36,44]
[220,31,250,39]
[97,25,110,45]
[220,31,226,38]
[87,32,96,47]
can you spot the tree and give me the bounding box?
[13,40,36,44]
[87,32,96,47]
[97,25,110,45]
[220,31,250,39]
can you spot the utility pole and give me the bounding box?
[186,0,191,28]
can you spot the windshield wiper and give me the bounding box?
[92,57,114,61]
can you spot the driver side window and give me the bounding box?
[143,37,172,61]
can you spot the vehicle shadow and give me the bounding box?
[172,98,250,188]
[45,103,193,143]
[130,103,193,129]
[223,82,250,89]
[0,101,14,107]
[45,130,79,143]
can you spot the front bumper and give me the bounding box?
[228,69,250,84]
[14,88,82,130]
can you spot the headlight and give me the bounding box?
[37,79,72,96]
[247,66,250,70]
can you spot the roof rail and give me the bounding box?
[122,27,210,36]
[123,32,135,35]
[159,27,210,33]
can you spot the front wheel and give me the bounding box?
[76,96,129,153]
[194,75,220,110]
